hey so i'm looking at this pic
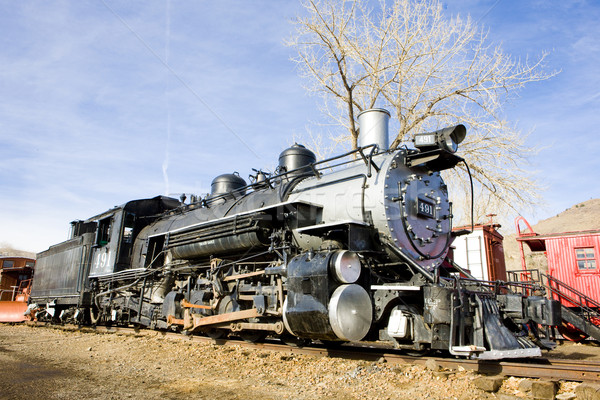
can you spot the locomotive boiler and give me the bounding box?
[30,109,560,359]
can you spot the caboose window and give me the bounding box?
[575,247,597,270]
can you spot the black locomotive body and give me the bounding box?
[31,111,560,359]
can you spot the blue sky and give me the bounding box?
[1,1,599,252]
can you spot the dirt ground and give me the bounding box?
[0,324,596,400]
[545,338,600,361]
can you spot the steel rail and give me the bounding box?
[23,322,600,383]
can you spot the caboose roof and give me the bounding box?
[517,229,600,251]
[0,256,35,262]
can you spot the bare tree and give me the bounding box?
[287,0,556,222]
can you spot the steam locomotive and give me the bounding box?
[30,109,560,359]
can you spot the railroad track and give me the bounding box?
[28,322,600,383]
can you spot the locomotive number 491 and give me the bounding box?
[417,198,435,218]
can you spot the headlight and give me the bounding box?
[414,124,466,153]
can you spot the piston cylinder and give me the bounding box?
[283,251,372,341]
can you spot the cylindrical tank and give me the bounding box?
[283,251,372,341]
[278,144,316,178]
[209,173,247,200]
[358,108,390,151]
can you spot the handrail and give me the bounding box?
[0,279,32,301]
[0,288,17,301]
[506,270,545,296]
[515,216,537,237]
[508,269,599,325]
[542,273,600,322]
[196,144,382,208]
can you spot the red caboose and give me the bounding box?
[515,217,600,340]
[0,256,35,322]
[516,218,599,305]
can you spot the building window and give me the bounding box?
[575,247,597,270]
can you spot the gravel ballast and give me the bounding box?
[0,324,596,399]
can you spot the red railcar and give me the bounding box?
[515,217,600,341]
[515,218,600,306]
[0,256,35,322]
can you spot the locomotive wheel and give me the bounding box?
[239,331,267,343]
[205,329,226,340]
[321,340,344,348]
[558,321,589,342]
[402,348,430,357]
[217,295,240,314]
[281,334,310,348]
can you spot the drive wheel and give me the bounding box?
[205,329,226,340]
[281,334,310,348]
[239,331,267,343]
[402,348,430,357]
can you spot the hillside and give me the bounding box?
[503,198,600,272]
[0,244,36,259]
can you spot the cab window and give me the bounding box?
[97,217,112,247]
[122,213,135,244]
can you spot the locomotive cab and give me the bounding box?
[31,196,180,320]
[87,196,182,276]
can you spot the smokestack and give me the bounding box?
[357,108,390,151]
